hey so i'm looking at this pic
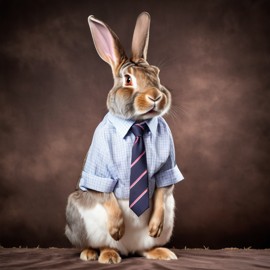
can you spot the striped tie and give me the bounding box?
[129,122,149,216]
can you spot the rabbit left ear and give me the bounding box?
[88,16,127,75]
[131,12,151,62]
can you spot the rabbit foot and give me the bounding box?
[99,248,121,264]
[143,247,177,260]
[80,248,98,261]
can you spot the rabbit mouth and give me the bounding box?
[143,107,158,116]
[147,108,157,114]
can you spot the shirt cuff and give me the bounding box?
[155,165,184,188]
[79,171,118,193]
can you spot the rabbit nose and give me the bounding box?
[147,95,161,102]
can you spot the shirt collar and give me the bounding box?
[107,112,158,138]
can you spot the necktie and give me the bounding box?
[129,122,149,216]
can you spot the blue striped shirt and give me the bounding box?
[79,113,184,199]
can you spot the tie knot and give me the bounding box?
[131,122,148,137]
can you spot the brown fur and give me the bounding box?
[149,188,165,237]
[80,248,98,261]
[99,248,122,264]
[149,186,174,237]
[143,247,177,260]
[103,193,125,241]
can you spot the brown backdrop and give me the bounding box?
[1,0,270,249]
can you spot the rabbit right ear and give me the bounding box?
[88,16,127,75]
[131,12,151,62]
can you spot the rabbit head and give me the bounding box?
[88,12,171,121]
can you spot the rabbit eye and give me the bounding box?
[125,75,132,86]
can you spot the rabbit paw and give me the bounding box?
[99,248,121,264]
[80,248,98,261]
[143,247,177,260]
[149,215,163,238]
[108,214,125,241]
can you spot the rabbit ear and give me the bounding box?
[88,16,127,75]
[131,12,151,62]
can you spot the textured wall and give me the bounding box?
[0,0,269,248]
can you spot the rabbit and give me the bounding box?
[65,12,184,264]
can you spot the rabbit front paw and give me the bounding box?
[108,213,125,241]
[149,215,164,238]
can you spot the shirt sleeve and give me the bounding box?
[155,127,184,188]
[79,124,118,193]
